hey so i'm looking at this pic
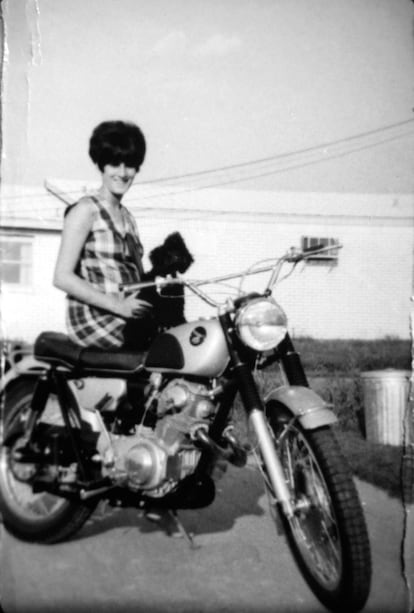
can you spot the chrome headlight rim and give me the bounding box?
[235,296,288,352]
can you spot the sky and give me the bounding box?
[1,0,414,193]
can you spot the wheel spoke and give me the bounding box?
[283,428,342,588]
[2,452,65,520]
[264,402,371,611]
[0,392,68,523]
[0,381,97,543]
[265,423,343,590]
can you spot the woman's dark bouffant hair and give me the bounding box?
[89,121,146,171]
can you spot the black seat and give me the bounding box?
[34,332,146,375]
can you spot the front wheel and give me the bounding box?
[0,379,96,543]
[264,401,371,612]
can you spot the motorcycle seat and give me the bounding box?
[34,331,146,375]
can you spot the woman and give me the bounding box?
[53,120,154,350]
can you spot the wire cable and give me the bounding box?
[136,117,414,186]
[1,117,413,213]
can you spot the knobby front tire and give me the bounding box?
[265,400,371,613]
[0,379,96,544]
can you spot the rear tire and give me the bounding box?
[0,379,96,543]
[265,400,371,612]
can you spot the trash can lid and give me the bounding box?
[360,368,412,380]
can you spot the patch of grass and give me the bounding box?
[291,337,411,499]
[310,372,364,433]
[294,336,411,374]
[335,429,404,499]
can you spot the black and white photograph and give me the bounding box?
[0,1,413,612]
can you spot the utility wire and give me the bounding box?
[125,124,414,202]
[3,119,413,220]
[136,117,414,186]
[2,117,414,210]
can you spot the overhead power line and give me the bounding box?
[137,117,414,187]
[123,118,414,201]
[1,117,414,210]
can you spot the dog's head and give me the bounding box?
[149,232,194,277]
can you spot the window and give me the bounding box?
[301,236,339,264]
[0,235,33,286]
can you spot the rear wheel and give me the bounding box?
[0,379,96,543]
[265,400,371,612]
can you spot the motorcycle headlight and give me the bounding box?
[235,297,288,351]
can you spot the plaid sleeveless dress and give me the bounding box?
[65,194,143,349]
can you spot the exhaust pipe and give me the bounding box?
[192,427,247,467]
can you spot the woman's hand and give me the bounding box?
[116,294,153,319]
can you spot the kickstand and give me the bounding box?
[166,510,199,550]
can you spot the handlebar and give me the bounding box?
[122,243,342,308]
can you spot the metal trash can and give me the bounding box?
[361,369,411,446]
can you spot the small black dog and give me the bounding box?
[140,232,194,330]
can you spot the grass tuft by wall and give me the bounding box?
[282,337,411,499]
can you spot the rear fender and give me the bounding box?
[265,385,337,429]
[1,355,49,396]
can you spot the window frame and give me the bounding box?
[0,233,35,289]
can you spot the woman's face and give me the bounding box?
[101,162,137,200]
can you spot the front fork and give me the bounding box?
[275,333,308,386]
[219,312,294,516]
[232,361,294,518]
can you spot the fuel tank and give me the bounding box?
[145,319,229,378]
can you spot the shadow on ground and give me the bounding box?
[74,463,266,542]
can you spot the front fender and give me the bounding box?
[265,385,337,429]
[1,355,49,395]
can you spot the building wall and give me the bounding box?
[132,189,413,340]
[1,189,412,343]
[1,232,66,343]
[151,216,412,340]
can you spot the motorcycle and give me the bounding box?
[0,244,371,612]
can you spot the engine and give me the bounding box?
[102,378,217,496]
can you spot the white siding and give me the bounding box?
[1,187,413,342]
[1,233,66,343]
